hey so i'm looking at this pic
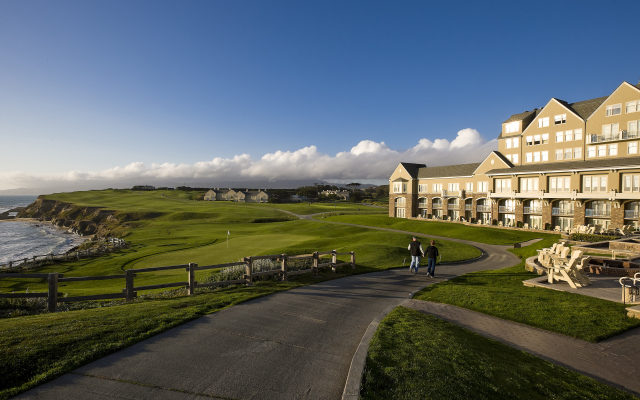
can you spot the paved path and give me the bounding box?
[405,300,640,397]
[17,232,518,399]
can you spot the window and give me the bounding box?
[587,145,596,158]
[534,152,541,162]
[597,145,607,157]
[574,129,582,140]
[574,147,582,159]
[418,184,428,193]
[433,183,442,192]
[542,134,549,144]
[623,174,640,192]
[602,123,619,137]
[583,176,608,192]
[606,104,622,116]
[556,132,564,142]
[555,149,563,160]
[512,137,519,148]
[538,117,549,127]
[448,183,459,191]
[541,151,548,161]
[627,100,640,114]
[565,130,573,142]
[526,136,533,146]
[609,143,618,156]
[554,114,566,124]
[628,141,638,155]
[549,177,571,192]
[477,181,488,192]
[564,148,572,159]
[505,121,519,133]
[512,154,518,164]
[533,135,541,145]
[505,139,511,149]
[465,182,473,192]
[629,121,639,134]
[525,152,533,163]
[393,183,404,193]
[495,179,511,193]
[520,177,539,192]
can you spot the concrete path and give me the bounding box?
[16,239,518,399]
[405,300,640,397]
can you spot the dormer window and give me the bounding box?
[505,122,519,133]
[606,104,622,116]
[554,114,566,125]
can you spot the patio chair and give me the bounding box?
[550,250,591,289]
[498,221,503,227]
[523,223,529,229]
[537,243,558,267]
[554,226,561,233]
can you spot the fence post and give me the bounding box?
[350,251,356,269]
[313,251,319,276]
[187,263,196,295]
[244,257,254,286]
[332,250,337,273]
[124,269,136,301]
[47,273,58,312]
[281,254,288,281]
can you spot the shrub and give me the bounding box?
[569,233,621,243]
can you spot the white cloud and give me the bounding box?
[0,129,497,191]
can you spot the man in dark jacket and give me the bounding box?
[425,239,439,278]
[407,236,425,274]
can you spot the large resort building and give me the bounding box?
[389,81,640,230]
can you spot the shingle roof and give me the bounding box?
[559,96,608,120]
[400,162,427,178]
[502,109,539,124]
[486,156,640,175]
[417,163,482,179]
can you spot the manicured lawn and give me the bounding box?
[361,307,635,400]
[255,201,387,215]
[413,237,640,342]
[316,214,557,245]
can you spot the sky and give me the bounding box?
[1,0,640,193]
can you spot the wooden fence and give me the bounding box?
[0,250,355,311]
[1,238,127,270]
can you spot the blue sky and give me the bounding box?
[1,0,640,191]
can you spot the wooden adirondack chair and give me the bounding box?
[549,250,591,289]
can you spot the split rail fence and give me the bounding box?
[0,250,355,312]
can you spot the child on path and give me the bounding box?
[425,240,439,278]
[407,236,425,274]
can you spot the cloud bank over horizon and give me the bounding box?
[1,129,497,192]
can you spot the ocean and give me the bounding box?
[0,195,85,265]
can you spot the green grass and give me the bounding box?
[413,237,640,342]
[317,214,556,245]
[253,201,387,215]
[361,307,635,400]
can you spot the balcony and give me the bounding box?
[432,203,442,209]
[523,207,542,214]
[418,202,428,208]
[585,209,611,218]
[465,204,472,211]
[447,204,459,210]
[499,206,516,213]
[442,190,462,197]
[552,207,574,216]
[587,130,640,144]
[625,210,640,219]
[476,205,491,212]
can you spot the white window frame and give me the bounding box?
[597,145,607,157]
[477,181,488,192]
[534,152,541,162]
[609,143,618,156]
[606,104,622,116]
[554,114,566,125]
[629,121,639,135]
[512,154,518,164]
[574,147,582,159]
[433,183,442,192]
[505,122,519,133]
[627,100,640,114]
[541,151,548,161]
[587,145,596,158]
[564,130,573,142]
[628,141,638,155]
[574,129,582,140]
[534,135,541,145]
[525,152,533,163]
[564,148,572,160]
[556,132,563,143]
[505,139,511,149]
[555,149,563,160]
[542,133,549,144]
[538,117,549,128]
[512,137,519,148]
[465,182,473,192]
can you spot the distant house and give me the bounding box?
[132,185,156,190]
[204,188,271,203]
[320,190,350,200]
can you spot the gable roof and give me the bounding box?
[583,81,640,120]
[562,96,608,120]
[486,156,640,175]
[400,162,427,178]
[417,162,481,179]
[502,109,540,124]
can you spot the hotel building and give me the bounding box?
[389,81,640,230]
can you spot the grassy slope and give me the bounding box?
[317,214,554,245]
[361,307,635,400]
[413,237,640,342]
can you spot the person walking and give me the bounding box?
[425,239,439,278]
[407,236,424,274]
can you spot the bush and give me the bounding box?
[570,233,621,243]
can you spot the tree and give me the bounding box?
[297,186,319,200]
[346,182,361,193]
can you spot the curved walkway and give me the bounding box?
[16,223,518,400]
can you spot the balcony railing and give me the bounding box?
[625,210,640,219]
[432,203,442,209]
[418,202,428,208]
[499,206,516,213]
[552,207,574,216]
[447,204,459,210]
[523,207,542,214]
[465,205,472,211]
[587,130,640,144]
[585,209,611,218]
[476,205,491,212]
